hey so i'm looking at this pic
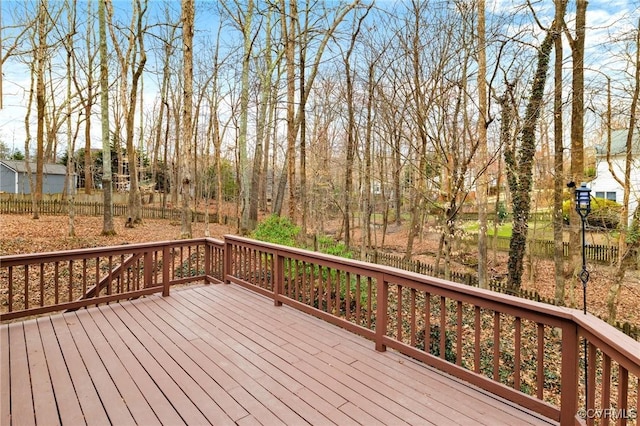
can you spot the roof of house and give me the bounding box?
[0,160,67,175]
[595,129,640,156]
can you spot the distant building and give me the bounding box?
[0,160,68,194]
[591,129,640,226]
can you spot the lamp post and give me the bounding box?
[575,182,591,315]
[575,182,591,413]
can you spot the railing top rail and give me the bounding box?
[573,312,640,376]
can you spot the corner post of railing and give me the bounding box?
[273,250,283,307]
[375,272,388,352]
[560,319,579,426]
[162,245,171,297]
[204,240,211,284]
[224,237,233,284]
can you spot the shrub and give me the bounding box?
[562,197,622,229]
[251,215,300,247]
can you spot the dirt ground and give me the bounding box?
[1,213,639,328]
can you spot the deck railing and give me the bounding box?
[223,235,639,426]
[2,235,638,426]
[0,238,224,321]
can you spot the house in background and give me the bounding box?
[591,129,640,226]
[0,160,68,194]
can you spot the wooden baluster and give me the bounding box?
[601,354,612,426]
[68,260,74,302]
[456,301,462,366]
[410,288,416,347]
[54,262,59,305]
[367,277,372,329]
[472,306,480,373]
[396,285,403,341]
[587,343,596,426]
[515,317,521,392]
[439,296,446,359]
[493,312,500,381]
[425,292,431,354]
[346,271,352,322]
[355,275,362,326]
[537,323,545,400]
[619,366,629,426]
[8,266,13,312]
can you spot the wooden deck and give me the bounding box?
[2,283,557,426]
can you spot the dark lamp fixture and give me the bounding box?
[575,183,591,218]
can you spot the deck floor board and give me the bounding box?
[3,283,557,426]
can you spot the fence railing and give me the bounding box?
[464,233,639,268]
[0,198,237,226]
[222,235,640,426]
[2,236,639,425]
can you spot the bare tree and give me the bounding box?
[180,0,194,238]
[606,18,640,322]
[99,0,115,235]
[553,0,568,303]
[476,0,489,288]
[107,0,148,225]
[565,0,587,306]
[505,9,561,291]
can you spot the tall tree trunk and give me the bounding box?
[125,0,146,225]
[66,0,76,237]
[34,0,47,220]
[362,62,375,251]
[99,0,115,235]
[554,0,568,303]
[180,0,194,238]
[567,0,587,307]
[505,30,557,291]
[238,0,254,234]
[476,0,489,288]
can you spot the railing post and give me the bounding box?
[162,246,170,297]
[560,320,579,426]
[143,251,152,288]
[273,250,283,307]
[375,272,387,352]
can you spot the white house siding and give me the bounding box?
[592,155,640,226]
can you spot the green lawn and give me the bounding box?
[463,220,556,239]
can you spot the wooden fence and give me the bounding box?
[465,233,638,268]
[362,249,640,341]
[0,199,237,226]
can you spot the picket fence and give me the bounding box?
[0,198,237,226]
